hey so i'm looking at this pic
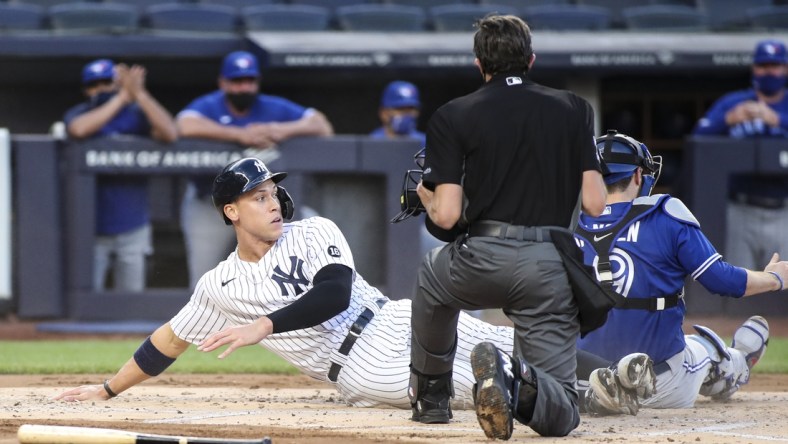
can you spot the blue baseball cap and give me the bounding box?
[82,59,115,85]
[381,81,420,108]
[753,40,787,65]
[221,51,260,79]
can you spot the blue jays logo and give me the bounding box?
[593,247,635,297]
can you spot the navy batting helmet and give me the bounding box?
[212,157,294,225]
[595,129,662,197]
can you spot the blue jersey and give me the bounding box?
[693,89,788,199]
[693,89,788,138]
[178,90,308,127]
[575,195,725,363]
[63,99,151,235]
[178,90,310,195]
[369,126,426,147]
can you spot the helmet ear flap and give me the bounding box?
[277,186,295,221]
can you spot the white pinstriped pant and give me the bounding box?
[333,299,515,410]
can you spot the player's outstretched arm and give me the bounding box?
[53,323,189,402]
[744,252,788,297]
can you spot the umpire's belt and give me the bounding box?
[328,299,387,383]
[467,220,553,242]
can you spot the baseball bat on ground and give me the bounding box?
[18,424,273,444]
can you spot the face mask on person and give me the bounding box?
[226,92,256,112]
[90,91,115,107]
[752,73,786,96]
[389,114,417,135]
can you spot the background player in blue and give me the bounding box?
[369,80,426,147]
[574,130,788,414]
[64,58,177,292]
[692,39,788,273]
[176,50,334,288]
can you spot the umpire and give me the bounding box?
[408,14,607,439]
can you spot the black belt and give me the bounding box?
[654,360,670,375]
[617,292,682,311]
[467,221,553,242]
[731,192,788,209]
[328,299,387,383]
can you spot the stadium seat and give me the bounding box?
[430,4,519,32]
[144,2,238,32]
[387,0,476,7]
[577,0,651,28]
[290,0,377,8]
[0,3,45,31]
[478,0,572,7]
[201,0,280,9]
[336,4,426,31]
[747,5,788,30]
[49,2,139,34]
[523,4,612,31]
[242,4,331,31]
[15,0,88,7]
[698,0,771,31]
[623,5,707,31]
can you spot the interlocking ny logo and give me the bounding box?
[272,256,309,295]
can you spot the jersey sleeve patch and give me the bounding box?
[663,197,700,228]
[327,245,341,257]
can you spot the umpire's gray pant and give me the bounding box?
[410,236,580,437]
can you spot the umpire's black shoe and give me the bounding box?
[471,342,515,440]
[409,371,454,424]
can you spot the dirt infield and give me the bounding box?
[1,374,788,444]
[1,315,787,443]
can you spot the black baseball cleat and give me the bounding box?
[471,342,515,440]
[409,372,453,424]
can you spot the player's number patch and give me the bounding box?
[327,246,341,257]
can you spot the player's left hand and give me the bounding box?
[198,316,274,359]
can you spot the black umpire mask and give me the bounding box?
[226,92,256,112]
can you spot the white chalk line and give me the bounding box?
[144,411,259,424]
[641,421,788,441]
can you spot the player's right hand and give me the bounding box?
[198,316,274,359]
[53,384,111,402]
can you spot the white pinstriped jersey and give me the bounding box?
[170,216,515,408]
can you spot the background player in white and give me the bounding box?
[53,157,521,410]
[574,130,787,415]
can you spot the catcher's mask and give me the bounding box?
[212,157,294,225]
[391,147,426,223]
[596,129,662,197]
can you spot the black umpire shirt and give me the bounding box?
[422,72,601,228]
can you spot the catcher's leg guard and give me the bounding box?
[691,322,755,401]
[732,315,769,371]
[408,367,453,424]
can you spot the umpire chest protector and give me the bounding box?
[575,194,689,311]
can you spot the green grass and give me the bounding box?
[0,340,299,374]
[0,338,785,375]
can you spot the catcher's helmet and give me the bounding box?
[212,157,294,225]
[595,129,662,197]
